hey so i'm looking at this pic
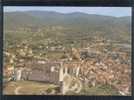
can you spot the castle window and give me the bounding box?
[51,66,55,72]
[63,67,66,73]
[68,68,71,74]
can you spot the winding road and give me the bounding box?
[14,86,22,95]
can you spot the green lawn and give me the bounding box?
[3,80,59,95]
[66,84,120,96]
[3,81,121,95]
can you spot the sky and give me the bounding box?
[4,6,131,17]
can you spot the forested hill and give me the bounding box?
[4,11,131,43]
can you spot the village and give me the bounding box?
[3,37,131,95]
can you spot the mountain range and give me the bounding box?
[4,11,131,43]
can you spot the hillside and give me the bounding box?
[4,11,131,43]
[3,11,131,95]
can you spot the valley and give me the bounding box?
[3,11,131,95]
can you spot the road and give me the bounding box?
[14,86,22,95]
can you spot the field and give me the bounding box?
[3,81,59,95]
[4,80,120,95]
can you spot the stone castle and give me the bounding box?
[13,60,83,94]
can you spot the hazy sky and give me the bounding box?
[4,6,131,17]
